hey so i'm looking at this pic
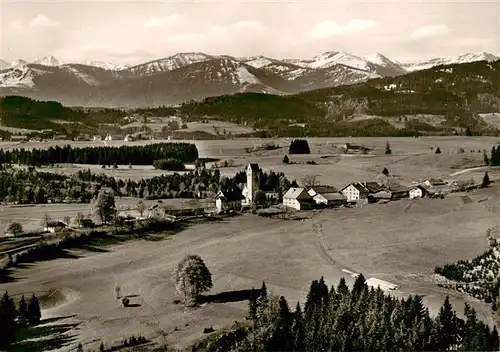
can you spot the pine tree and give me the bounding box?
[99,341,106,352]
[0,291,17,347]
[465,126,473,136]
[27,293,41,325]
[488,326,500,351]
[385,142,392,155]
[435,296,459,350]
[18,294,28,326]
[291,302,305,352]
[77,342,84,352]
[435,146,441,154]
[482,172,491,188]
[282,155,289,164]
[247,287,258,323]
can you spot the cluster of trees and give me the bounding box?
[194,274,499,352]
[0,291,42,348]
[152,158,186,171]
[288,139,311,154]
[489,145,500,166]
[0,143,199,166]
[435,246,500,310]
[0,167,88,204]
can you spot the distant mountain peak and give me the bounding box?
[32,55,61,66]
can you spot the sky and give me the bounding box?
[1,0,499,65]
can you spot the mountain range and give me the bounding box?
[0,51,498,108]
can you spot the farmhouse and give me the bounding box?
[389,185,410,200]
[124,135,135,142]
[146,204,177,222]
[369,189,392,203]
[409,185,429,199]
[44,221,67,233]
[424,178,447,187]
[215,189,245,213]
[283,187,313,210]
[340,182,385,202]
[307,186,346,207]
[10,135,28,142]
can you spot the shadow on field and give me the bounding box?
[9,320,79,352]
[200,288,262,304]
[0,267,17,283]
[126,303,142,308]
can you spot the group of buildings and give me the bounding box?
[214,163,449,213]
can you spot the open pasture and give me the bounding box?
[2,183,500,350]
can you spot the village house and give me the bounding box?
[215,189,245,213]
[124,134,135,142]
[307,186,346,207]
[283,187,314,210]
[389,185,410,200]
[146,203,177,222]
[44,221,67,233]
[10,135,28,142]
[424,178,447,187]
[340,182,385,202]
[409,185,429,199]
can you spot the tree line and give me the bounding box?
[0,143,199,166]
[0,291,42,348]
[0,162,295,205]
[193,274,500,352]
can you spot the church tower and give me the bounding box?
[246,163,260,203]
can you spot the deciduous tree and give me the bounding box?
[173,255,213,305]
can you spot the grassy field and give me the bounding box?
[1,136,500,351]
[1,187,499,351]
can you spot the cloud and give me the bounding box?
[307,18,378,39]
[9,14,59,32]
[29,14,59,28]
[144,13,182,27]
[233,20,266,30]
[410,24,451,39]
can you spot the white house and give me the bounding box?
[307,186,346,207]
[124,135,135,142]
[215,189,244,213]
[409,185,429,199]
[283,187,313,210]
[340,182,384,202]
[93,135,102,141]
[44,221,67,233]
[104,134,112,141]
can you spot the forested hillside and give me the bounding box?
[0,96,126,131]
[179,60,500,136]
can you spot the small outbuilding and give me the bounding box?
[44,221,68,233]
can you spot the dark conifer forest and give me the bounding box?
[193,274,500,352]
[0,143,199,166]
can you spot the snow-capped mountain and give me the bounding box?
[0,60,10,70]
[399,52,500,72]
[83,61,130,71]
[124,52,214,76]
[0,50,498,107]
[32,55,61,66]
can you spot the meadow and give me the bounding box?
[1,136,500,350]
